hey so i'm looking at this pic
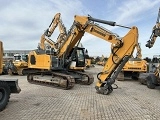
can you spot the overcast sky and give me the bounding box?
[0,0,160,58]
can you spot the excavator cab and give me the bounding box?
[68,47,85,70]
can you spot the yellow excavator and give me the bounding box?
[24,14,138,95]
[117,43,147,80]
[6,54,28,75]
[0,41,21,111]
[140,8,160,89]
[84,49,94,68]
[96,55,105,66]
[23,13,92,89]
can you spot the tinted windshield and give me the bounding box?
[14,55,21,60]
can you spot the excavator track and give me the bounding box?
[27,72,75,90]
[69,71,94,85]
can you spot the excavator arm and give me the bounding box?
[56,19,67,47]
[44,13,61,37]
[56,15,138,94]
[39,34,57,50]
[39,13,67,50]
[39,13,60,50]
[95,26,138,94]
[146,8,160,48]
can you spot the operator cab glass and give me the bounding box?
[21,54,28,62]
[76,48,85,67]
[67,47,85,67]
[14,54,28,62]
[14,55,21,61]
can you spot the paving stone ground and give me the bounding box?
[0,65,160,120]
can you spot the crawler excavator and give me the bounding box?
[24,13,93,89]
[117,43,147,81]
[0,41,21,111]
[25,14,138,95]
[139,8,160,89]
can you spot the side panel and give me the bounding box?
[28,51,51,70]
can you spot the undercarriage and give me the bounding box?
[27,70,94,89]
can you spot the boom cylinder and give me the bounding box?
[88,17,116,26]
[88,16,131,29]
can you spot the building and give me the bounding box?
[4,50,31,57]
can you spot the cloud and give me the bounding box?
[0,0,160,58]
[0,0,91,50]
[99,0,160,58]
[112,0,160,25]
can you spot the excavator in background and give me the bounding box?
[117,43,147,80]
[96,55,105,66]
[2,56,14,74]
[84,49,94,68]
[39,13,67,51]
[0,41,21,111]
[139,8,160,89]
[6,54,28,75]
[85,58,91,68]
[25,14,138,95]
[148,55,160,72]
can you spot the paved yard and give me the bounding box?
[0,65,160,120]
